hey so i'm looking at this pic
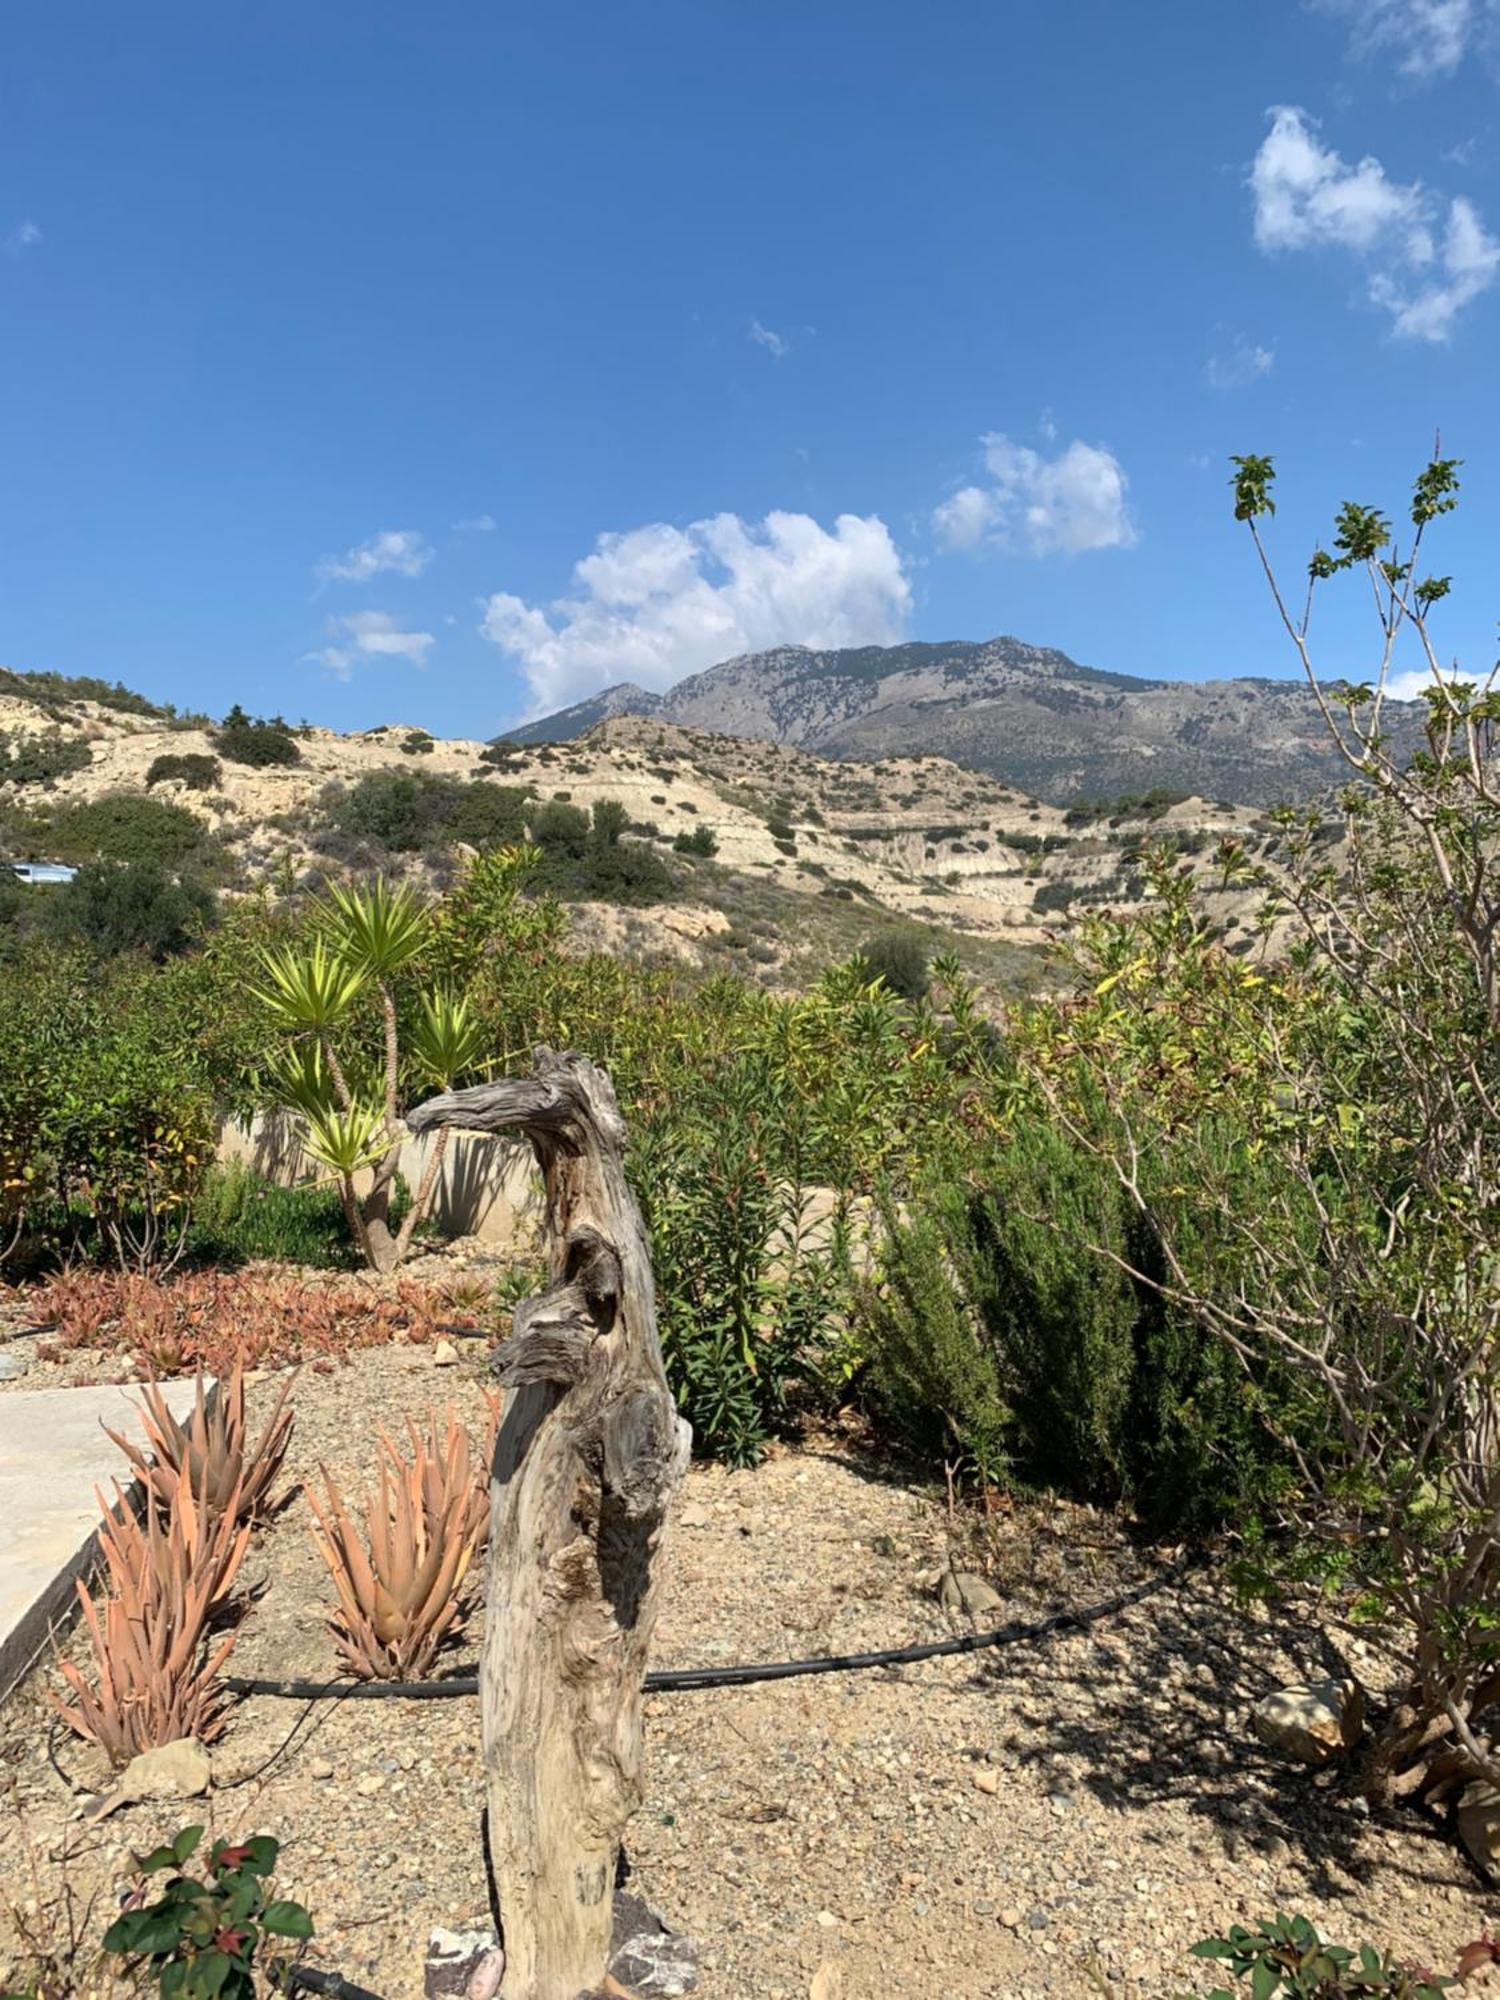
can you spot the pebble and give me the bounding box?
[972,1770,999,1796]
[356,1773,386,1797]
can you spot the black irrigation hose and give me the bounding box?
[273,1963,385,2000]
[226,1557,1191,1705]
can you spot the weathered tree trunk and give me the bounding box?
[407,1052,691,2000]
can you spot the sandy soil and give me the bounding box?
[1,1343,1492,2000]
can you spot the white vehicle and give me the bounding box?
[5,861,78,887]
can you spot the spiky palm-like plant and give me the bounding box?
[254,880,489,1270]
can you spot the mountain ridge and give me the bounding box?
[502,634,1421,805]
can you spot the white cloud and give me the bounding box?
[5,219,41,253]
[307,610,435,679]
[1318,0,1493,78]
[933,433,1138,558]
[1251,106,1500,339]
[749,319,790,359]
[315,528,433,585]
[1205,334,1276,389]
[481,509,912,714]
[453,514,497,533]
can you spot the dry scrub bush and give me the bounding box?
[57,1464,250,1763]
[308,1405,491,1679]
[105,1364,295,1528]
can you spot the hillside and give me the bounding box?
[502,634,1425,805]
[0,674,1280,995]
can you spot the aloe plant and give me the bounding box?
[105,1364,296,1528]
[306,1407,489,1679]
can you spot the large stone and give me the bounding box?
[87,1736,215,1819]
[938,1569,1004,1621]
[1251,1679,1365,1766]
[424,1928,504,1999]
[425,1893,699,2000]
[1458,1781,1500,1877]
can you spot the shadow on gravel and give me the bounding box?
[956,1577,1456,1905]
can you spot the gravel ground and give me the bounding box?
[1,1341,1493,1999]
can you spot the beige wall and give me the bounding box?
[217,1112,545,1249]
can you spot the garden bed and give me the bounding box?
[0,1343,1491,1999]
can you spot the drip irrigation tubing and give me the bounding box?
[274,1966,384,2000]
[226,1556,1192,1705]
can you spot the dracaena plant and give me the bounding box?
[252,877,490,1271]
[101,1824,312,2000]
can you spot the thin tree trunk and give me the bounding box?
[407,1051,691,2000]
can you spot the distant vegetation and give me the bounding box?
[215,705,302,768]
[0,729,94,787]
[0,664,182,720]
[322,770,529,854]
[147,752,221,791]
[1063,784,1190,826]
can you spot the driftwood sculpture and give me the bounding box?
[406,1051,691,2000]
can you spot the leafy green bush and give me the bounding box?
[0,729,93,786]
[635,1057,851,1464]
[673,824,718,857]
[856,931,930,1001]
[215,707,301,768]
[0,950,216,1271]
[330,771,528,853]
[101,1823,312,2000]
[187,1159,404,1268]
[147,752,221,791]
[29,792,220,872]
[860,1119,1270,1526]
[401,730,436,755]
[43,861,218,960]
[1184,1913,1477,1997]
[528,797,674,904]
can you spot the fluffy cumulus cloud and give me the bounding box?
[1251,106,1500,339]
[933,433,1137,558]
[308,611,435,678]
[315,528,433,585]
[1319,0,1494,78]
[481,510,912,714]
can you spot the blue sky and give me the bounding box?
[3,0,1498,736]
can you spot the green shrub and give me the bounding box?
[1185,1913,1472,1996]
[635,1059,850,1464]
[527,797,674,904]
[44,861,218,960]
[856,931,930,1001]
[101,1822,312,2000]
[31,792,219,871]
[674,824,718,858]
[146,752,221,791]
[528,798,591,856]
[860,1120,1270,1527]
[187,1159,404,1268]
[330,771,528,853]
[0,950,216,1271]
[0,729,93,786]
[401,730,436,755]
[215,707,301,768]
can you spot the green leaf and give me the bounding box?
[173,1824,206,1866]
[1251,1958,1279,2000]
[261,1899,314,1940]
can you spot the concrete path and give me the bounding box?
[0,1378,204,1700]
